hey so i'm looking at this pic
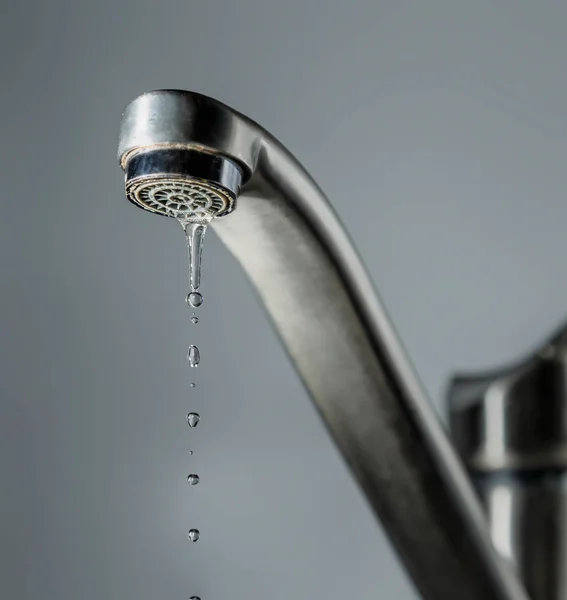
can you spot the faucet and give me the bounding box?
[117,90,561,600]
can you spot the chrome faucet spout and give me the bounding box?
[118,90,528,600]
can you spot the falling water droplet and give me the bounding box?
[186,292,203,308]
[187,413,200,428]
[188,529,200,542]
[188,450,194,456]
[187,345,200,367]
[190,596,201,600]
[190,382,196,388]
[187,474,200,485]
[191,315,199,324]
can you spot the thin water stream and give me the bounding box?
[179,217,210,599]
[184,221,207,309]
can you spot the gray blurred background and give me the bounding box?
[1,2,566,599]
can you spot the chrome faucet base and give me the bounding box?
[449,321,567,600]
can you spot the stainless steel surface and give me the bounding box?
[449,323,567,600]
[449,322,567,473]
[118,90,528,600]
[475,473,567,600]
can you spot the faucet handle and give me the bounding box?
[448,322,567,473]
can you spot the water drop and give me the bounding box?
[182,221,208,293]
[190,382,196,388]
[191,315,199,324]
[190,596,201,599]
[187,345,200,367]
[187,413,200,428]
[188,529,200,542]
[187,474,200,485]
[186,291,203,308]
[189,450,194,456]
